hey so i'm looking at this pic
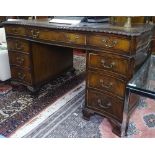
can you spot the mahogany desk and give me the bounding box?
[3,19,153,136]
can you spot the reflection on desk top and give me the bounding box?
[128,55,155,98]
[2,19,154,36]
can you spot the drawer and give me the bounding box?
[7,38,30,53]
[87,35,131,53]
[11,67,32,84]
[28,28,86,45]
[5,25,26,36]
[9,52,31,68]
[87,89,123,121]
[28,29,60,41]
[88,52,129,77]
[62,32,86,45]
[87,71,126,98]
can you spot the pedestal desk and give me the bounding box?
[3,19,153,136]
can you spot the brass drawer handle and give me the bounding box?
[97,98,112,109]
[15,41,23,50]
[18,72,25,80]
[31,30,40,39]
[16,57,24,64]
[74,35,80,39]
[65,34,80,43]
[102,38,118,48]
[101,60,115,69]
[99,79,113,89]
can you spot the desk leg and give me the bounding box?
[27,85,40,95]
[121,87,130,137]
[70,67,76,74]
[82,107,95,121]
[66,67,76,76]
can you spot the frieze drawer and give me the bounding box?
[88,52,129,77]
[5,25,26,36]
[9,52,31,68]
[27,28,86,45]
[62,32,86,45]
[87,35,131,54]
[7,38,30,53]
[87,89,123,121]
[87,71,126,98]
[11,67,32,84]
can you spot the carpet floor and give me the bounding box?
[24,89,102,138]
[100,97,155,138]
[0,52,86,137]
[1,51,155,138]
[24,91,155,138]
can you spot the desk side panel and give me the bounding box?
[31,43,73,85]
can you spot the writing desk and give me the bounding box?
[3,19,153,136]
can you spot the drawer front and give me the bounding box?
[11,67,32,84]
[62,32,86,45]
[87,89,123,121]
[5,25,26,36]
[88,52,129,77]
[9,52,31,68]
[28,29,60,41]
[7,38,30,53]
[28,28,86,45]
[87,35,131,53]
[87,71,126,98]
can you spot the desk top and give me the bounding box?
[3,19,153,36]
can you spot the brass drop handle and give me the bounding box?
[16,57,24,64]
[15,41,23,50]
[97,98,112,109]
[99,79,113,89]
[31,30,40,39]
[65,34,79,43]
[102,38,117,48]
[74,35,80,39]
[18,72,25,80]
[101,59,115,69]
